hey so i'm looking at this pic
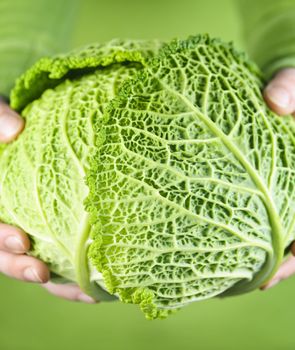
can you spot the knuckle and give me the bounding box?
[0,251,18,278]
[10,255,29,278]
[0,252,48,282]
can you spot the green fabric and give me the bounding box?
[1,0,295,94]
[0,0,78,96]
[238,0,295,79]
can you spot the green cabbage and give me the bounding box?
[1,35,295,319]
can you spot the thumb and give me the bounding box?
[263,68,295,116]
[0,99,24,143]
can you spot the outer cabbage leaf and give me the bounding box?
[0,40,159,300]
[11,39,161,112]
[86,35,295,319]
[1,35,295,320]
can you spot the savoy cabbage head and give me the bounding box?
[0,35,295,319]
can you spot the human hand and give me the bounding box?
[264,68,295,116]
[262,68,295,290]
[0,100,95,303]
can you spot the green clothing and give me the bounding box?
[0,0,294,96]
[0,0,78,95]
[238,0,295,79]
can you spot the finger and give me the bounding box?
[43,282,96,303]
[0,223,30,254]
[0,250,49,283]
[261,255,295,290]
[0,100,24,143]
[264,68,295,115]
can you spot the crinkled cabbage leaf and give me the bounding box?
[0,35,295,319]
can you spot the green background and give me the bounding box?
[1,0,294,349]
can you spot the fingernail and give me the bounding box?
[261,278,280,290]
[4,236,26,252]
[0,113,24,140]
[77,293,96,304]
[266,86,291,109]
[23,267,43,283]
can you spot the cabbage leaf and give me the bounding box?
[1,35,295,319]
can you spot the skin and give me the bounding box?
[0,68,295,299]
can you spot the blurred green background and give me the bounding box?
[1,0,294,349]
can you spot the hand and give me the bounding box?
[0,100,95,303]
[262,68,295,290]
[264,68,295,116]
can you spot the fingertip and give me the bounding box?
[0,223,30,253]
[22,259,50,283]
[77,293,97,304]
[260,255,295,292]
[264,68,295,116]
[263,85,293,115]
[43,282,97,303]
[34,260,50,283]
[260,278,280,291]
[0,104,24,143]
